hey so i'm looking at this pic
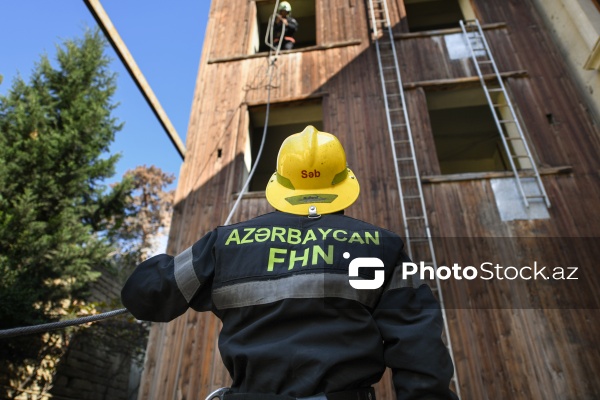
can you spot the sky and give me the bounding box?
[0,1,212,190]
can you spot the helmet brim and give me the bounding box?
[265,168,360,215]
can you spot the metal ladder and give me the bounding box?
[459,19,551,208]
[366,0,461,398]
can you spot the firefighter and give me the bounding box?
[273,1,298,50]
[121,126,458,400]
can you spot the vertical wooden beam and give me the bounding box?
[83,0,187,159]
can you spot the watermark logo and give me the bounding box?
[346,252,385,289]
[401,261,578,281]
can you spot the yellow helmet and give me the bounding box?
[265,125,360,215]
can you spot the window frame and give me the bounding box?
[403,0,476,33]
[249,0,317,55]
[424,85,524,175]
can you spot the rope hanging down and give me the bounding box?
[1,2,287,339]
[224,0,284,225]
[224,57,277,225]
[0,308,129,340]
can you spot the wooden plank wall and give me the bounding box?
[138,0,600,399]
[400,0,600,398]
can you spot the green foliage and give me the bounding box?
[0,29,132,357]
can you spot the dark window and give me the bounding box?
[405,0,465,32]
[425,86,517,175]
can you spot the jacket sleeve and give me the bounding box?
[286,17,298,36]
[373,252,458,400]
[121,229,218,322]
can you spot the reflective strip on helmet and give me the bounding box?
[277,168,347,190]
[174,246,202,303]
[331,168,348,185]
[276,172,295,189]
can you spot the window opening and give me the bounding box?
[252,0,316,54]
[426,86,516,175]
[404,0,473,32]
[247,100,323,191]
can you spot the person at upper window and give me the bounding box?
[273,1,298,50]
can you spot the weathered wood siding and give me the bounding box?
[138,0,600,399]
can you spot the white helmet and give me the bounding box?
[278,1,292,13]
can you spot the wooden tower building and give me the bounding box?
[139,1,600,399]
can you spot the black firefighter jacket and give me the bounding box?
[121,211,457,400]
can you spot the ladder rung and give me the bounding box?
[391,123,406,128]
[477,60,493,64]
[382,66,396,70]
[488,88,504,92]
[498,119,515,123]
[403,195,421,199]
[406,216,425,220]
[396,157,414,161]
[526,195,546,199]
[504,137,522,141]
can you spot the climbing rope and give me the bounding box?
[0,308,129,339]
[265,0,285,54]
[224,57,277,225]
[224,0,285,225]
